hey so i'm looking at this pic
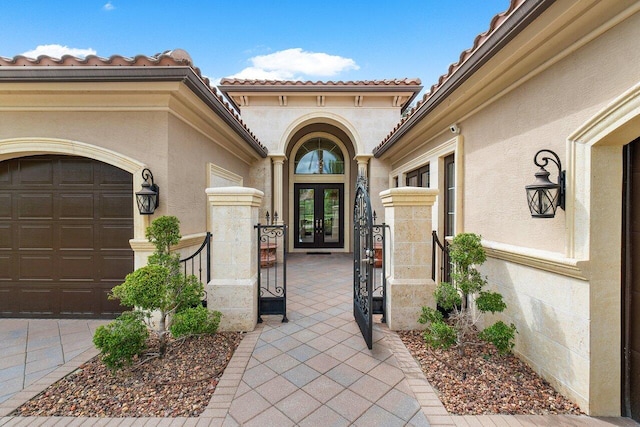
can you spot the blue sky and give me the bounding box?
[0,1,510,89]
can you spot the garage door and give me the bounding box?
[0,155,134,318]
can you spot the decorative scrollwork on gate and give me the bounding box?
[256,211,288,323]
[353,175,374,349]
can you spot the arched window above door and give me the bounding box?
[294,138,344,174]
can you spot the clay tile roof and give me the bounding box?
[219,78,422,87]
[0,49,268,155]
[0,49,193,68]
[218,78,423,113]
[374,0,528,156]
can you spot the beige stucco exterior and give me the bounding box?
[3,0,640,418]
[0,78,263,263]
[218,83,420,252]
[380,1,640,416]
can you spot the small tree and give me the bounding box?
[109,216,204,355]
[420,233,516,355]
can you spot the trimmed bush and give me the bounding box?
[478,320,517,355]
[107,215,205,356]
[93,311,148,371]
[170,306,222,338]
[420,232,516,356]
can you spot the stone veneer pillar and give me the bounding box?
[206,186,263,331]
[380,187,439,330]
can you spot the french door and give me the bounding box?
[294,183,344,249]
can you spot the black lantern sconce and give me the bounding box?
[525,149,565,218]
[136,168,159,215]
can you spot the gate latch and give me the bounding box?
[364,249,374,265]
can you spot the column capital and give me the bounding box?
[353,153,374,162]
[268,153,287,164]
[380,187,439,207]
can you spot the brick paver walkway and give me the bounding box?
[1,253,638,426]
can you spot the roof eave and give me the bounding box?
[0,66,268,158]
[218,82,423,114]
[373,0,556,158]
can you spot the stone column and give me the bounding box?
[206,186,263,331]
[380,187,439,330]
[269,153,286,222]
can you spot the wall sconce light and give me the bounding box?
[136,168,159,215]
[525,149,565,218]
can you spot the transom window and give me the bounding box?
[295,138,345,174]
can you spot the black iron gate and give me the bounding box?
[354,176,374,349]
[256,212,288,323]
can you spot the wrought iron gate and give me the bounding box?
[256,212,288,323]
[354,176,374,349]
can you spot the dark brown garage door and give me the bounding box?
[0,155,134,318]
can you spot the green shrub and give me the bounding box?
[419,307,456,349]
[475,291,507,314]
[106,215,205,356]
[93,311,148,371]
[170,306,222,338]
[478,321,517,355]
[420,232,517,356]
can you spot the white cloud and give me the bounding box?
[103,2,115,11]
[19,44,97,59]
[228,48,359,80]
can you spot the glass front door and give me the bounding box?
[294,183,344,248]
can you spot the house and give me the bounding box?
[1,0,639,419]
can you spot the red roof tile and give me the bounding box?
[219,78,422,87]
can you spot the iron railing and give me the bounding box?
[372,211,388,323]
[432,230,451,283]
[255,211,288,323]
[179,231,211,306]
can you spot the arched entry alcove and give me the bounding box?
[284,123,357,253]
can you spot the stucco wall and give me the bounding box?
[460,10,640,253]
[239,105,400,154]
[0,103,258,238]
[0,110,168,165]
[479,259,590,410]
[167,114,252,235]
[384,8,640,415]
[460,17,640,412]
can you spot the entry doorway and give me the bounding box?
[294,183,344,249]
[623,137,640,421]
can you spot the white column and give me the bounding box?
[354,154,373,178]
[206,186,263,331]
[380,187,439,330]
[269,153,287,222]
